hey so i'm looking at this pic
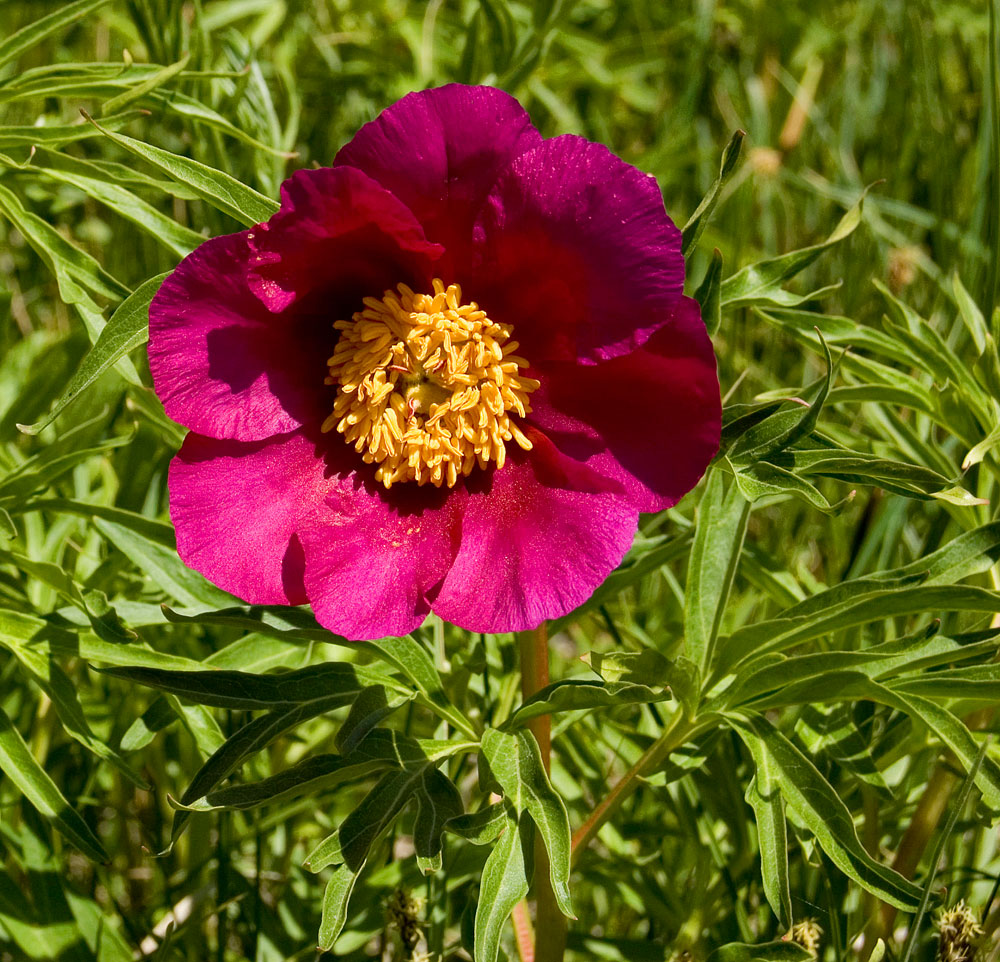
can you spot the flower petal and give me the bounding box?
[471,134,684,364]
[247,165,444,313]
[168,430,337,605]
[149,231,331,441]
[333,83,542,276]
[299,479,461,641]
[432,433,638,633]
[170,428,463,639]
[527,296,721,512]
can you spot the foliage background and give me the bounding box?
[0,1,998,961]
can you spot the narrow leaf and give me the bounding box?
[474,807,532,962]
[18,273,168,435]
[0,0,113,70]
[744,767,792,929]
[83,112,278,225]
[318,862,366,951]
[729,712,923,910]
[0,705,107,862]
[505,678,670,727]
[684,467,750,673]
[480,728,574,918]
[682,130,745,255]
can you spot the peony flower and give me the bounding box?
[148,84,721,640]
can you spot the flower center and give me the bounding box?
[323,279,539,489]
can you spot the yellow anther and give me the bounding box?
[325,280,538,488]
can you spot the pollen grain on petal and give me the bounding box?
[325,280,537,488]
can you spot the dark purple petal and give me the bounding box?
[471,134,684,364]
[527,296,721,512]
[149,232,331,441]
[168,430,336,605]
[431,432,638,633]
[334,84,542,278]
[247,165,444,312]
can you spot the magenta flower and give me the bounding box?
[148,84,721,640]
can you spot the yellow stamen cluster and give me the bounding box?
[324,279,539,488]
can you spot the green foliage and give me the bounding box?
[1,1,999,961]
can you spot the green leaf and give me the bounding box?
[0,427,133,505]
[413,768,464,874]
[582,650,700,716]
[474,806,532,962]
[829,677,1000,809]
[18,273,168,436]
[684,467,751,673]
[337,765,434,867]
[360,635,476,738]
[725,629,991,706]
[893,661,1000,702]
[480,728,574,918]
[0,182,128,304]
[0,0,113,71]
[94,517,235,609]
[505,678,670,727]
[963,422,1000,470]
[682,130,745,256]
[706,941,812,962]
[728,712,923,910]
[732,459,844,513]
[776,447,956,499]
[0,182,136,367]
[930,485,990,507]
[446,803,509,845]
[15,497,176,547]
[201,753,391,811]
[875,280,992,425]
[1,549,133,642]
[0,110,144,149]
[0,704,108,862]
[318,861,366,951]
[169,693,360,844]
[745,763,791,929]
[716,522,1000,669]
[334,685,414,754]
[720,584,999,668]
[721,194,865,308]
[0,605,144,785]
[728,335,834,466]
[952,271,988,354]
[777,670,998,803]
[98,661,377,710]
[83,112,279,226]
[695,247,724,337]
[581,649,672,685]
[7,150,204,256]
[99,52,191,116]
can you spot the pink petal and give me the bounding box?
[247,165,444,313]
[149,231,333,441]
[169,429,463,638]
[431,433,638,633]
[527,297,721,513]
[470,134,684,364]
[168,430,337,605]
[333,84,542,279]
[299,480,462,641]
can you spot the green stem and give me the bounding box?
[516,624,567,962]
[571,709,694,866]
